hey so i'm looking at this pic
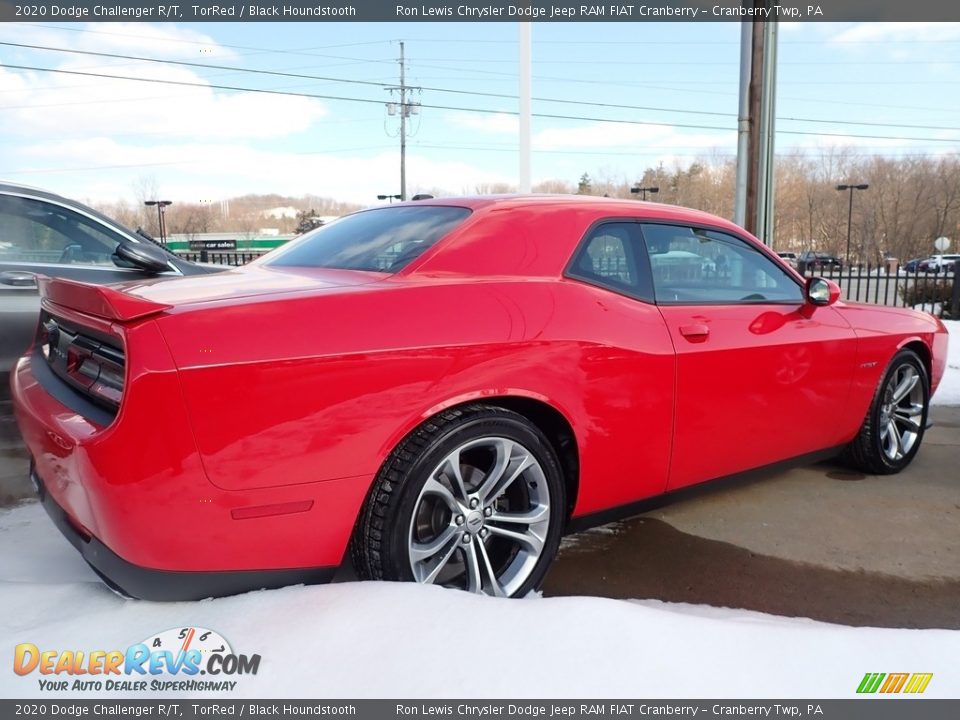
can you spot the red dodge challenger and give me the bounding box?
[11,196,949,600]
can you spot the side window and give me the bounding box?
[567,222,652,301]
[0,195,123,266]
[641,224,804,304]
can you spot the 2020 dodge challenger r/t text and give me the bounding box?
[11,196,948,600]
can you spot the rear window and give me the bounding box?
[265,205,471,272]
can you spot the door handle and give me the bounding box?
[679,323,710,339]
[0,271,38,287]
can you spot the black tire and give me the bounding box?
[351,404,565,597]
[843,349,930,475]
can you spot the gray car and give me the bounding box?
[0,182,220,372]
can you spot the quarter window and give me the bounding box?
[641,224,804,304]
[568,222,652,301]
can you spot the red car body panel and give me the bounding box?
[10,196,949,594]
[658,303,861,489]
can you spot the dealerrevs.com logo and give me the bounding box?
[13,627,260,693]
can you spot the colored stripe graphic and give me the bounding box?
[857,672,932,694]
[857,673,886,693]
[904,673,934,694]
[880,673,909,693]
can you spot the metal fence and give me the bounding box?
[798,262,959,319]
[176,250,959,320]
[176,250,268,266]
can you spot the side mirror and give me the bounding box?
[806,277,841,306]
[114,240,171,274]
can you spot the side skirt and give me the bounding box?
[565,445,846,535]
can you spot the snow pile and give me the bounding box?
[933,320,959,406]
[1,504,957,699]
[912,302,943,316]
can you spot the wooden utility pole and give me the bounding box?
[744,18,765,237]
[735,2,778,245]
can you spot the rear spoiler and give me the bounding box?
[39,276,172,322]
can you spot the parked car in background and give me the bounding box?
[11,195,948,601]
[902,258,926,273]
[918,254,960,273]
[0,182,221,371]
[776,251,799,269]
[798,251,843,273]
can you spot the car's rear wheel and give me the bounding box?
[351,404,565,597]
[844,349,929,474]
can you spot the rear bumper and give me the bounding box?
[12,338,369,588]
[33,466,335,601]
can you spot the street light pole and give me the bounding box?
[144,200,173,245]
[630,186,660,201]
[836,184,868,265]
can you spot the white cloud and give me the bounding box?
[533,122,735,152]
[0,41,327,141]
[0,22,239,61]
[12,138,513,205]
[444,115,737,155]
[0,66,328,140]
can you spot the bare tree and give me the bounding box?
[130,175,161,235]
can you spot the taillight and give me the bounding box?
[38,314,126,412]
[87,354,124,407]
[65,347,124,409]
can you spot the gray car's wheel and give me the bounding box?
[351,404,565,597]
[844,349,929,475]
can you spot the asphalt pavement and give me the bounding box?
[544,406,960,629]
[1,372,957,627]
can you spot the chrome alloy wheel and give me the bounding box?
[878,363,924,462]
[407,436,550,597]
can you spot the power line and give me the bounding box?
[403,38,960,45]
[0,41,398,91]
[408,71,960,115]
[3,62,958,145]
[3,42,959,134]
[406,56,960,66]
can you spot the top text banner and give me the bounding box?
[1,0,959,22]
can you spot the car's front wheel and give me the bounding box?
[352,405,565,597]
[844,349,930,474]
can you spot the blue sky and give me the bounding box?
[0,20,957,205]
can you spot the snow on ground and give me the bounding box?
[933,320,959,405]
[1,323,956,699]
[1,503,957,699]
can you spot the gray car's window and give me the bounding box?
[0,194,124,266]
[642,224,804,304]
[265,205,471,272]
